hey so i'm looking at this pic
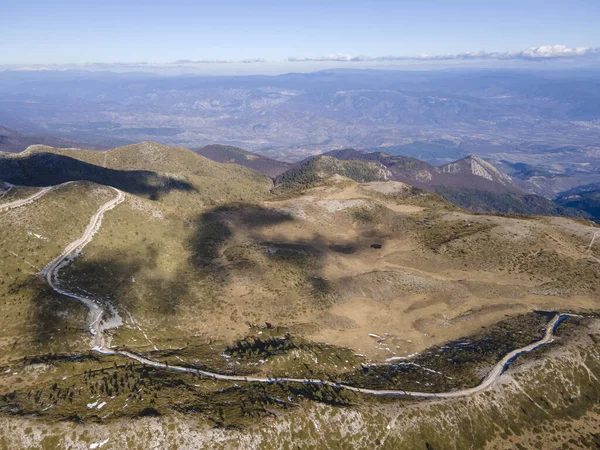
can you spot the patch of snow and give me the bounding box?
[90,438,109,449]
[385,352,419,362]
[27,231,49,241]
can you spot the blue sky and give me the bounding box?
[2,0,600,73]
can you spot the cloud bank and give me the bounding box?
[172,58,266,64]
[9,58,268,71]
[6,45,599,73]
[287,45,600,62]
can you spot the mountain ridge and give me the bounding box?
[194,144,292,178]
[278,149,588,218]
[0,142,273,206]
[320,149,523,194]
[187,143,590,218]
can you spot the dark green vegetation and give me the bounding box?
[435,186,589,218]
[342,312,551,392]
[2,312,600,450]
[556,185,600,222]
[0,353,360,429]
[0,312,554,427]
[274,156,389,192]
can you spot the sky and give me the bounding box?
[2,0,600,74]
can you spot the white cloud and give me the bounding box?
[171,58,266,64]
[6,45,598,73]
[172,59,234,64]
[288,54,362,62]
[7,61,152,71]
[511,45,591,59]
[288,45,600,62]
[240,58,266,64]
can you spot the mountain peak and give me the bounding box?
[442,155,513,186]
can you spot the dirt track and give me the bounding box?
[0,182,74,212]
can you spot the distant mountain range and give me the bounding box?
[317,149,518,193]
[2,69,600,204]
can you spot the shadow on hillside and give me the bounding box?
[23,202,396,348]
[20,278,90,351]
[0,152,196,200]
[189,204,295,269]
[56,246,187,316]
[188,203,392,302]
[25,246,188,348]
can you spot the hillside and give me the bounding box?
[195,144,292,178]
[0,142,273,209]
[274,155,392,192]
[556,184,600,221]
[321,149,521,193]
[1,144,600,448]
[314,149,587,217]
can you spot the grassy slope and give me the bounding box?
[1,142,273,213]
[39,174,600,360]
[0,182,115,363]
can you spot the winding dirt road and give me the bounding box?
[0,184,64,212]
[28,187,576,398]
[41,187,125,349]
[110,313,571,398]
